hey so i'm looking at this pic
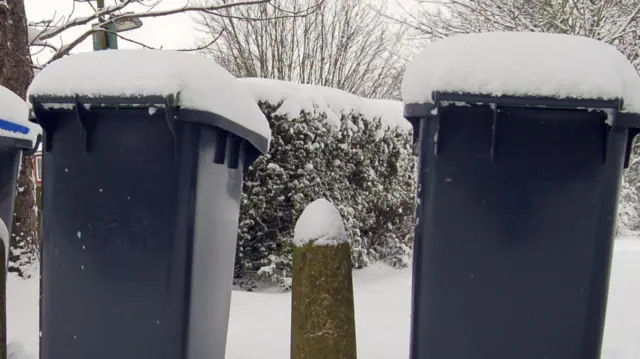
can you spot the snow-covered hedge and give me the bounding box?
[617,178,640,235]
[236,79,416,284]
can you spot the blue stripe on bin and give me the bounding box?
[0,118,30,135]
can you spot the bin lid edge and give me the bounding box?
[181,108,269,155]
[404,92,623,118]
[29,96,270,155]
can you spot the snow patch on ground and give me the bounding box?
[402,32,640,114]
[7,238,640,359]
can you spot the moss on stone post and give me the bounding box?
[290,199,357,359]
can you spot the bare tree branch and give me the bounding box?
[49,27,97,61]
[27,0,329,66]
[176,28,225,51]
[37,0,273,41]
[104,29,158,49]
[195,0,406,99]
[398,0,640,68]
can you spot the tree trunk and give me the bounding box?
[0,0,37,357]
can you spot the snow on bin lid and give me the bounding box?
[240,78,412,131]
[0,85,41,149]
[28,50,271,152]
[402,32,640,114]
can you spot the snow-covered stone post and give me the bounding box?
[291,199,357,359]
[28,50,270,359]
[402,32,640,359]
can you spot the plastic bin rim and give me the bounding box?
[403,92,640,128]
[403,92,625,115]
[0,135,40,153]
[29,93,269,155]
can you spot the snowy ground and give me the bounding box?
[6,237,640,359]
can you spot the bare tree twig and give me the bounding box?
[29,0,326,66]
[394,0,640,67]
[195,0,406,99]
[104,29,159,49]
[176,28,225,51]
[37,0,273,41]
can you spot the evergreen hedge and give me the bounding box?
[236,93,416,285]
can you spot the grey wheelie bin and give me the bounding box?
[402,32,640,359]
[28,50,271,359]
[0,85,41,266]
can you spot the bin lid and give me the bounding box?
[0,85,42,150]
[402,32,640,116]
[28,50,271,154]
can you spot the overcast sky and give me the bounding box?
[25,0,418,65]
[26,0,202,64]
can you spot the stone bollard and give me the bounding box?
[290,199,357,359]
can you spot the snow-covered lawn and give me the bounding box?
[6,237,640,359]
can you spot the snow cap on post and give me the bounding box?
[0,85,41,150]
[402,32,640,115]
[28,50,270,154]
[293,198,348,247]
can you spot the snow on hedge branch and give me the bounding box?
[240,78,412,130]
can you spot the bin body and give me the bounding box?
[410,104,627,359]
[0,146,21,237]
[38,107,248,359]
[1,84,39,239]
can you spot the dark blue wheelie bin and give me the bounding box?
[28,50,270,359]
[404,34,640,359]
[0,85,41,266]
